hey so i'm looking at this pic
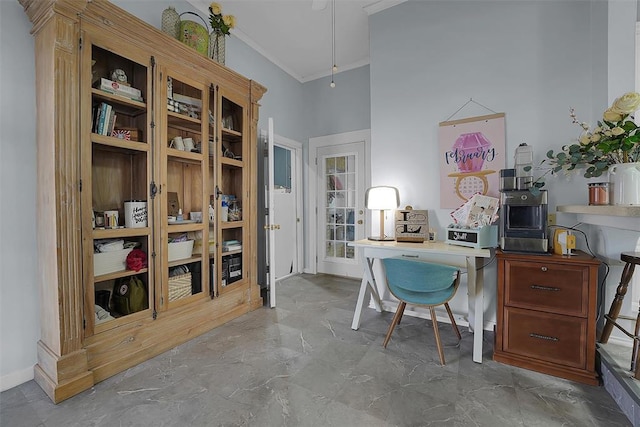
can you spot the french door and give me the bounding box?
[316,141,366,278]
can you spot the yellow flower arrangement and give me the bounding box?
[209,2,235,35]
[544,92,640,179]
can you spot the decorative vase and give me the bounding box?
[161,6,180,39]
[209,31,226,65]
[609,162,640,206]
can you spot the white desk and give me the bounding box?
[350,239,492,363]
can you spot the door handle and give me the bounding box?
[357,220,363,224]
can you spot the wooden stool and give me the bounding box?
[598,252,640,378]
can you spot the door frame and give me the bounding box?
[272,133,304,277]
[306,129,371,274]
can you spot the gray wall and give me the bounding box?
[302,65,371,139]
[0,0,38,390]
[369,0,639,330]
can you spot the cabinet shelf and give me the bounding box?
[222,127,242,139]
[222,249,242,256]
[94,267,149,283]
[167,222,204,232]
[221,157,243,168]
[168,255,202,268]
[91,88,146,113]
[91,133,148,152]
[93,309,149,335]
[167,111,202,132]
[93,227,150,239]
[221,220,245,229]
[167,148,203,162]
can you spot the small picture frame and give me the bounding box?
[395,206,429,243]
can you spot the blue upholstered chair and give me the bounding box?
[381,256,462,365]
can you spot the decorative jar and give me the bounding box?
[161,6,180,39]
[210,31,226,65]
[588,182,609,206]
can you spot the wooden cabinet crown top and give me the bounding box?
[19,0,266,101]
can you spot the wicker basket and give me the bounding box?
[168,272,192,301]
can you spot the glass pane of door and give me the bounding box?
[324,155,356,260]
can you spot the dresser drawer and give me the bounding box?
[503,307,587,369]
[504,260,589,316]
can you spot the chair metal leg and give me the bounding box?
[430,306,446,365]
[600,262,635,343]
[444,303,461,340]
[383,302,406,348]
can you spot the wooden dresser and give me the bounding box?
[494,250,600,385]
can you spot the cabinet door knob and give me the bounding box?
[541,266,548,272]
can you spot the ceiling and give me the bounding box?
[188,0,404,83]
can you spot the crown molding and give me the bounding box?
[230,27,305,82]
[300,58,370,83]
[363,0,407,16]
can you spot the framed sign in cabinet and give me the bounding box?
[19,0,266,403]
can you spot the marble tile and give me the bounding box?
[0,273,633,426]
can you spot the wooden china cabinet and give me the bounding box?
[20,0,266,402]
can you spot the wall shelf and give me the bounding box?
[556,205,640,231]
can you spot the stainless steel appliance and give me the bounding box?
[499,189,548,253]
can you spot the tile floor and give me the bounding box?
[0,274,633,426]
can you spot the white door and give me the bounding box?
[265,119,304,307]
[316,141,366,278]
[273,147,299,279]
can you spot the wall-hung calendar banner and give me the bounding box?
[438,113,506,209]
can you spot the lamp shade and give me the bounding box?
[365,186,400,210]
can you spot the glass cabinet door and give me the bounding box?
[216,89,248,294]
[159,69,209,309]
[81,35,154,336]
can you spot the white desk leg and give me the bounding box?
[351,254,382,330]
[467,256,484,363]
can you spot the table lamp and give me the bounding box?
[365,186,400,241]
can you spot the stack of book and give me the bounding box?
[99,78,143,102]
[93,102,117,136]
[222,240,242,252]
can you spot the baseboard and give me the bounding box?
[0,365,34,392]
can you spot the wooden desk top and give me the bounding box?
[349,239,492,258]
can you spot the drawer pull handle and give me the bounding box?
[530,284,560,292]
[529,333,559,342]
[541,267,548,272]
[401,254,419,258]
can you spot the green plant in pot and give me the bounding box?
[533,93,640,194]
